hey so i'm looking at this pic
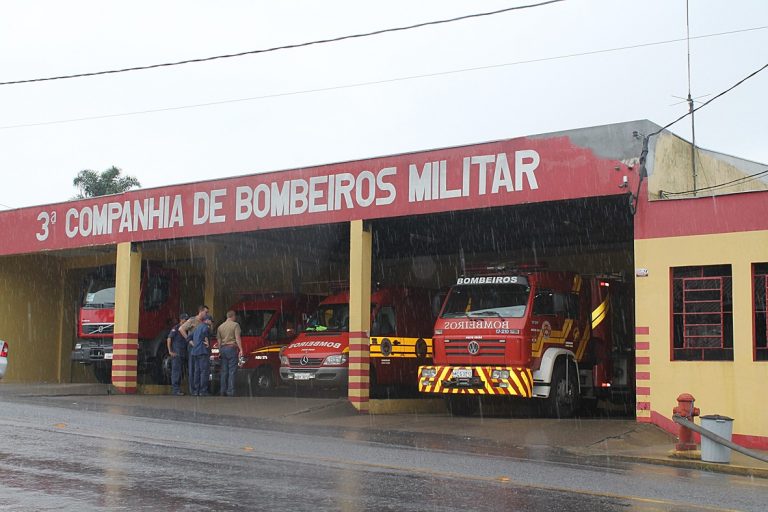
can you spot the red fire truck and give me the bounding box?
[208,293,317,394]
[418,266,633,417]
[279,287,434,391]
[71,264,180,384]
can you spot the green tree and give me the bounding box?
[73,166,141,198]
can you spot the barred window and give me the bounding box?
[754,263,768,361]
[672,265,733,361]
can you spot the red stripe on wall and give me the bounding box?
[111,376,137,383]
[636,356,651,365]
[635,327,650,335]
[112,343,138,350]
[113,333,139,340]
[635,188,768,239]
[347,395,369,403]
[348,369,369,377]
[636,372,651,381]
[635,341,650,350]
[111,354,138,361]
[348,357,370,365]
[636,402,650,410]
[111,365,137,372]
[348,382,370,390]
[348,331,368,338]
[636,387,651,395]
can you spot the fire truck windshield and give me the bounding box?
[83,278,116,308]
[441,284,530,319]
[305,304,349,332]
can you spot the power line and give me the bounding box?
[2,25,765,131]
[0,1,564,87]
[660,168,768,197]
[648,61,768,138]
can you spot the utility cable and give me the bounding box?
[0,1,564,86]
[648,62,768,138]
[660,169,768,197]
[1,25,765,131]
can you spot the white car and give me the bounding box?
[0,340,7,379]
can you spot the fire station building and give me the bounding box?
[0,120,766,448]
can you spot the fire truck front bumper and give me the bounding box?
[279,366,348,386]
[418,365,533,397]
[71,340,113,363]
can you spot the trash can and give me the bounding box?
[700,414,734,463]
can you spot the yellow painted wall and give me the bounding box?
[0,255,65,382]
[635,230,768,438]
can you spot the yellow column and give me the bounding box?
[348,220,372,412]
[112,242,142,394]
[204,244,217,319]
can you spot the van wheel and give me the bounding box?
[255,367,275,393]
[446,395,479,417]
[93,363,111,384]
[546,361,580,418]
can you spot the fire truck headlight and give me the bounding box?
[492,369,510,380]
[323,354,347,366]
[420,368,437,378]
[280,355,289,366]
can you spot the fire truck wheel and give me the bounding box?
[151,344,171,385]
[93,363,111,384]
[546,361,580,418]
[446,396,479,417]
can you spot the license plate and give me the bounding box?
[452,368,472,379]
[294,372,313,380]
[104,353,113,360]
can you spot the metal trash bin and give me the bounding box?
[700,414,734,463]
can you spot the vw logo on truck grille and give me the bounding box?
[300,356,310,366]
[467,341,480,355]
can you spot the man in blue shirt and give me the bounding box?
[189,315,213,396]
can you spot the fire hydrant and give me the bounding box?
[673,393,700,451]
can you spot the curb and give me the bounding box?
[572,450,768,479]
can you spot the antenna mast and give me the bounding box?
[686,0,698,196]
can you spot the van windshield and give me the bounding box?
[441,284,530,318]
[305,304,349,332]
[237,310,275,337]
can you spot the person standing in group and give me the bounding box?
[189,314,213,396]
[166,312,190,396]
[216,310,243,397]
[180,305,209,395]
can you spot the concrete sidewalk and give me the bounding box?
[2,382,767,478]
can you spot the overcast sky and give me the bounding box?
[1,0,766,210]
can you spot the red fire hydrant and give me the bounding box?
[673,393,700,451]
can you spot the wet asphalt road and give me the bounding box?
[0,397,766,511]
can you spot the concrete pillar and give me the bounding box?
[112,242,142,394]
[348,220,372,412]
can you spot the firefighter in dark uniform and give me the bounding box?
[166,313,190,396]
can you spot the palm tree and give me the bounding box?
[73,166,141,198]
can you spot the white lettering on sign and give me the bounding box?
[408,151,539,202]
[234,167,398,221]
[288,341,342,350]
[34,149,545,246]
[443,320,510,330]
[65,195,185,239]
[457,276,521,285]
